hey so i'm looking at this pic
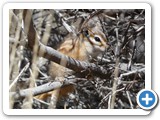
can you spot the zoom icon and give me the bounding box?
[137,89,158,110]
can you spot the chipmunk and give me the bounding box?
[35,17,108,107]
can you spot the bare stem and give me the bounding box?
[110,26,121,109]
[10,77,86,99]
[9,62,30,90]
[110,57,120,109]
[126,91,134,109]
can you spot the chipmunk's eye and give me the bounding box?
[94,36,101,42]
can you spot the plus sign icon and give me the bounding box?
[137,89,158,110]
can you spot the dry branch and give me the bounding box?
[10,77,86,99]
[110,27,121,109]
[39,42,108,77]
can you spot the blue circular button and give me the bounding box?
[137,89,158,110]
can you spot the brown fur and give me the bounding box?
[35,18,108,104]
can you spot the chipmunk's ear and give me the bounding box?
[82,28,89,38]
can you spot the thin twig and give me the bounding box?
[9,62,30,90]
[33,98,50,106]
[102,13,116,21]
[100,86,112,91]
[120,68,145,77]
[126,91,134,109]
[53,10,76,35]
[110,27,120,109]
[65,14,88,21]
[36,67,48,78]
[29,68,37,87]
[108,95,111,109]
[116,87,125,92]
[119,80,137,84]
[99,92,111,107]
